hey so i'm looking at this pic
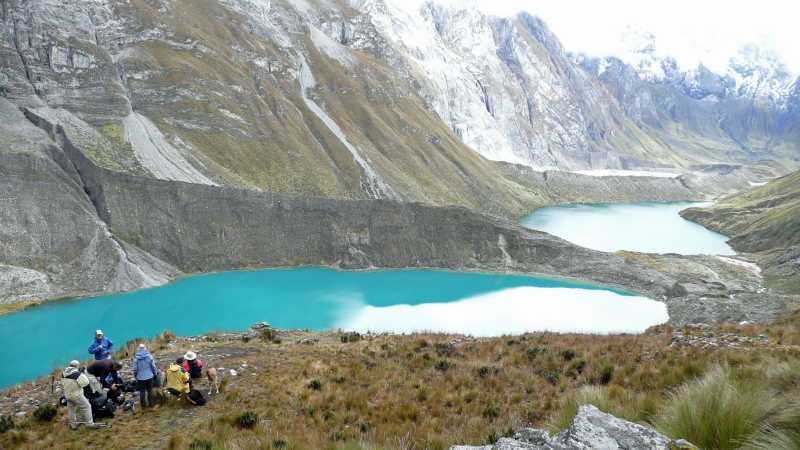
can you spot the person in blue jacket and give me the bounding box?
[88,330,113,360]
[133,344,159,408]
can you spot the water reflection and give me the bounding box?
[339,287,668,336]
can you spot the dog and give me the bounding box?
[206,367,219,395]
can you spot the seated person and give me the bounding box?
[182,352,204,380]
[165,357,190,398]
[87,359,124,403]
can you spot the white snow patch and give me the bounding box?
[309,25,356,67]
[716,256,762,276]
[298,57,396,199]
[748,181,768,187]
[123,113,216,185]
[338,287,668,336]
[286,0,313,15]
[570,169,681,178]
[219,0,292,48]
[219,109,246,123]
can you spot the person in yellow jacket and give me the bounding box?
[165,357,190,397]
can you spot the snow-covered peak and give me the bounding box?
[616,27,668,82]
[575,27,795,107]
[728,44,794,106]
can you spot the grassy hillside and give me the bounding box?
[682,170,800,252]
[681,170,800,293]
[3,319,800,450]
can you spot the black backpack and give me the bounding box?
[187,389,206,406]
[91,397,117,419]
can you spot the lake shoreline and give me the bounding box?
[0,263,643,318]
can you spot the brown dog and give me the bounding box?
[206,367,219,395]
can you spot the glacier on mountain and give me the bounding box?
[352,0,638,169]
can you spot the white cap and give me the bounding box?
[95,329,103,335]
[69,360,80,367]
[138,344,146,351]
[184,351,197,361]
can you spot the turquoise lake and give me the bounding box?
[521,201,735,255]
[0,268,668,388]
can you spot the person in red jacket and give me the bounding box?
[182,351,204,380]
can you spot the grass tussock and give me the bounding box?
[744,427,800,450]
[656,366,780,450]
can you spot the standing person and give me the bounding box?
[60,360,107,430]
[88,330,113,360]
[132,344,158,408]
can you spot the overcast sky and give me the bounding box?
[392,0,799,75]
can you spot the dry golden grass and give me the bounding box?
[2,319,800,450]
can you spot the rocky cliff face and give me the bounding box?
[0,98,175,304]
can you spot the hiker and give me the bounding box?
[132,344,158,408]
[182,351,205,380]
[61,360,107,430]
[87,359,124,403]
[88,330,113,360]
[83,371,119,419]
[165,357,190,398]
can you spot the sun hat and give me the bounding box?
[69,360,80,367]
[184,351,197,361]
[138,344,147,351]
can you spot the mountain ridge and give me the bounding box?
[1,0,794,211]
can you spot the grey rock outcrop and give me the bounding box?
[0,98,175,305]
[451,405,696,450]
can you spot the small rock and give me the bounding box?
[250,322,271,330]
[674,439,699,449]
[15,411,26,418]
[229,369,238,377]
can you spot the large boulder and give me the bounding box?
[451,405,696,450]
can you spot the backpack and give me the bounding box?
[187,389,206,406]
[91,396,116,419]
[121,380,138,393]
[82,373,104,400]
